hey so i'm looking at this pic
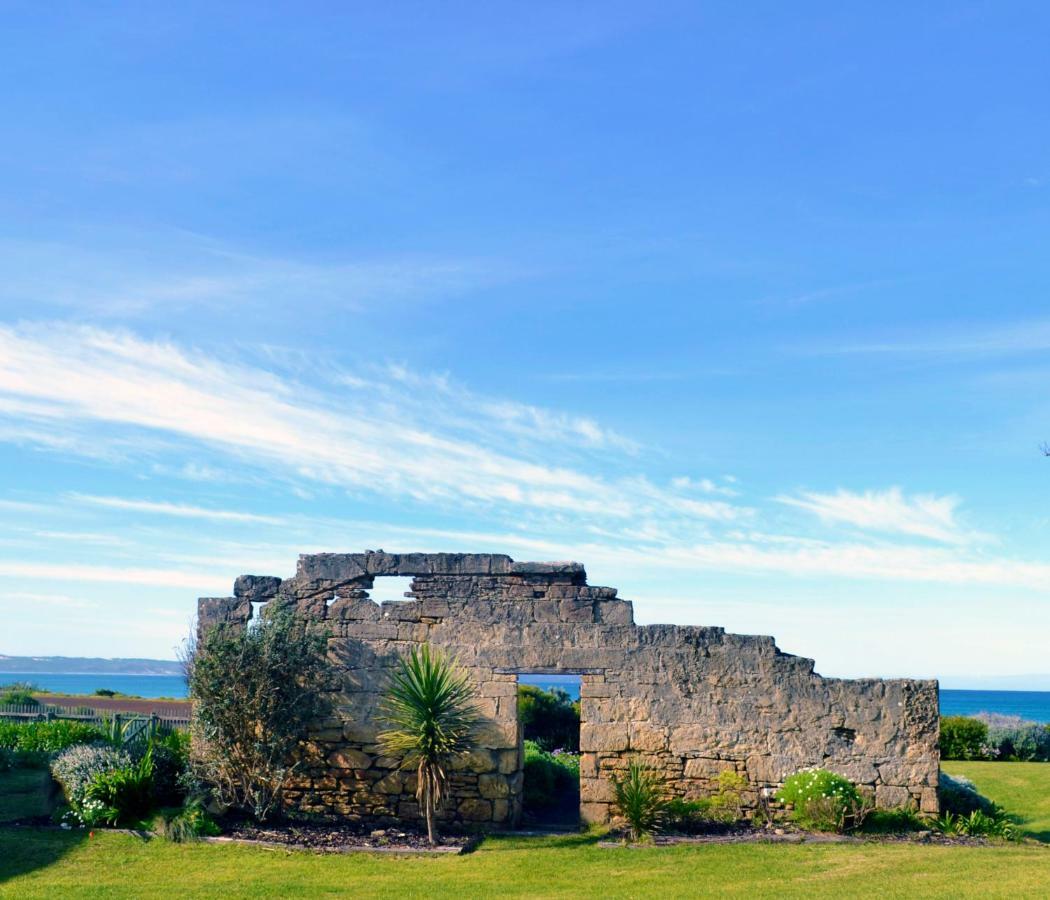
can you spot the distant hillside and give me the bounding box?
[0,655,182,675]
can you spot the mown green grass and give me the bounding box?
[944,760,1050,840]
[1,828,1048,899]
[0,766,52,823]
[2,762,1049,898]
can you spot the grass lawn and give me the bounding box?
[944,761,1050,841]
[0,766,52,823]
[1,762,1048,898]
[2,828,1048,899]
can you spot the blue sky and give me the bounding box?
[2,3,1050,686]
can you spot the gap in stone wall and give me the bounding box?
[518,672,581,828]
[367,575,414,604]
[248,600,267,627]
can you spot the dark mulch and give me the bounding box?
[219,821,475,854]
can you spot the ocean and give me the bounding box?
[1,672,187,699]
[937,689,1050,723]
[5,672,1050,723]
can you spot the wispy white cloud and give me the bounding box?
[4,322,1050,600]
[775,487,986,544]
[1,591,98,610]
[0,233,504,318]
[671,475,738,497]
[813,318,1050,359]
[0,561,228,591]
[70,494,282,525]
[0,323,740,529]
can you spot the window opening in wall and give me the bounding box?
[367,576,415,604]
[248,600,267,629]
[517,673,581,827]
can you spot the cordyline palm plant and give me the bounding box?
[377,644,481,845]
[612,758,669,842]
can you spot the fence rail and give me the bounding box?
[0,702,190,732]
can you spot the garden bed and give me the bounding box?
[216,822,477,854]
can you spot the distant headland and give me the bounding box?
[0,655,182,675]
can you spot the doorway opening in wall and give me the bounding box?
[517,673,581,827]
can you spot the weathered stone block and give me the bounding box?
[233,574,282,602]
[476,718,519,750]
[875,784,911,808]
[629,723,667,752]
[478,774,511,799]
[458,798,493,821]
[579,777,616,803]
[595,600,633,625]
[297,553,367,582]
[920,787,939,814]
[559,598,595,623]
[580,723,629,752]
[328,749,372,769]
[684,757,731,780]
[450,748,496,773]
[497,749,520,774]
[580,802,610,824]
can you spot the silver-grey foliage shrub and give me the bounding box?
[51,744,131,818]
[979,714,1050,761]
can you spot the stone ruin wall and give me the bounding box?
[197,551,940,828]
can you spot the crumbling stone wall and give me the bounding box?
[197,551,940,827]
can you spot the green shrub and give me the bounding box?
[189,607,331,823]
[159,796,221,842]
[612,758,668,841]
[93,689,116,697]
[665,797,713,833]
[982,716,1050,761]
[709,770,747,822]
[776,769,866,833]
[0,684,38,706]
[83,747,155,826]
[939,716,990,760]
[149,730,190,806]
[0,719,107,753]
[518,685,580,752]
[935,808,1018,840]
[663,770,748,833]
[522,740,579,812]
[51,743,132,824]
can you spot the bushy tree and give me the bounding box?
[378,645,481,844]
[188,607,330,822]
[940,716,990,760]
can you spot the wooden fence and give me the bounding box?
[0,702,191,733]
